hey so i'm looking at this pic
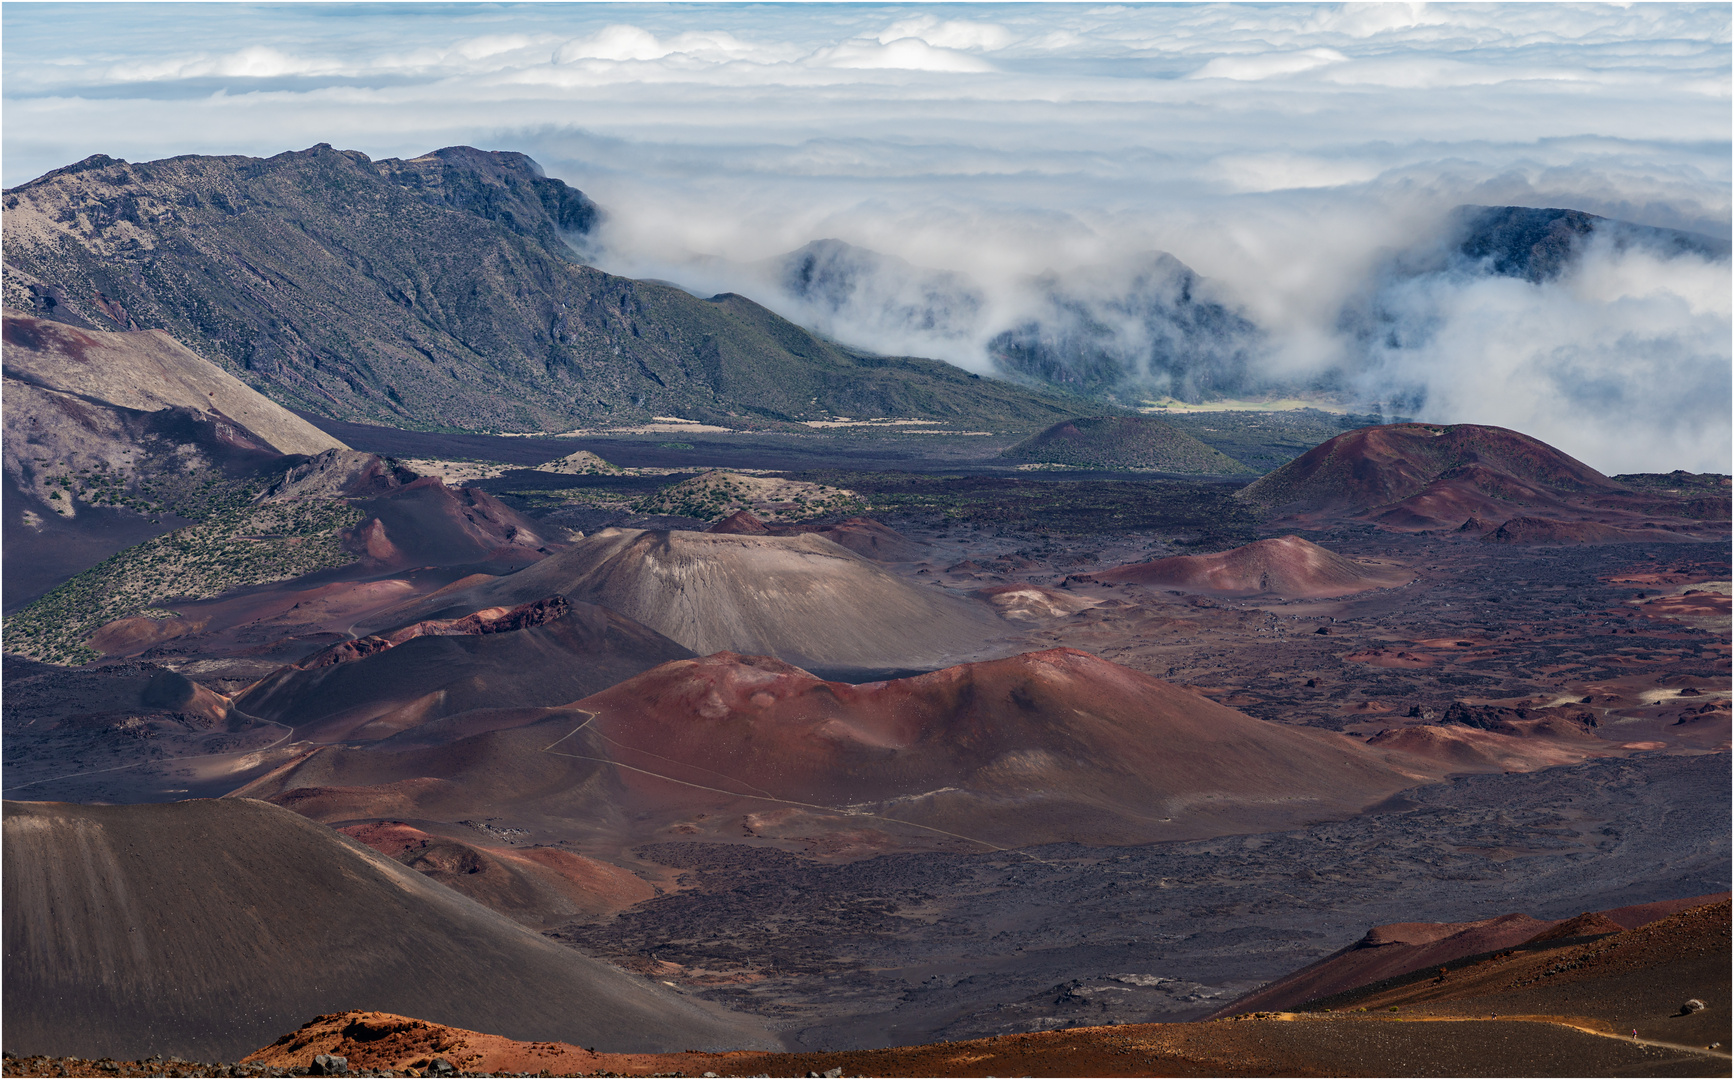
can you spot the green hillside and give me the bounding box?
[2,145,1078,434]
[1002,415,1252,474]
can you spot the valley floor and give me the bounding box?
[5,423,1728,1072]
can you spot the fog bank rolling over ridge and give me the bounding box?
[3,3,1729,472]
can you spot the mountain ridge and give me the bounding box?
[2,144,1082,434]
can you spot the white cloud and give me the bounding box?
[555,25,666,63]
[1354,237,1732,473]
[1187,48,1347,81]
[106,46,347,82]
[877,16,1016,52]
[810,37,996,73]
[1207,152,1387,193]
[551,26,775,65]
[1302,3,1448,40]
[5,2,1729,470]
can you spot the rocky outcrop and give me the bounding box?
[3,145,1073,433]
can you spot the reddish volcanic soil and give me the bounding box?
[561,647,1558,848]
[1362,717,1614,773]
[1207,893,1729,1018]
[229,637,1647,855]
[229,900,1734,1080]
[1239,423,1616,514]
[1285,900,1733,1054]
[230,597,693,743]
[336,821,655,927]
[14,1013,1718,1079]
[1235,423,1725,539]
[1081,535,1413,599]
[231,647,1444,849]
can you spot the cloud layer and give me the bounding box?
[3,3,1728,472]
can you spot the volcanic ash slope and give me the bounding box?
[1084,534,1412,599]
[233,597,695,742]
[3,313,349,606]
[2,312,343,459]
[1210,890,1730,1019]
[1235,422,1618,522]
[1231,421,1723,538]
[572,647,1434,847]
[388,528,1006,673]
[1230,899,1734,1053]
[1,799,773,1063]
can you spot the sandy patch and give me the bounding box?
[395,459,512,484]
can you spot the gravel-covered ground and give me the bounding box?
[555,752,1729,1050]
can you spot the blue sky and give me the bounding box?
[4,3,1730,470]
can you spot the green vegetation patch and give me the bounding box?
[537,450,626,475]
[1138,409,1388,475]
[797,471,1259,542]
[634,471,863,523]
[4,499,365,665]
[1002,415,1253,475]
[37,455,272,521]
[504,487,640,512]
[1613,471,1732,493]
[4,146,1084,434]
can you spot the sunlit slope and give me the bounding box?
[3,145,1078,432]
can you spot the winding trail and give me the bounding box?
[1520,1018,1731,1061]
[1346,1015,1734,1063]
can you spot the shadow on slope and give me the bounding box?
[233,597,693,743]
[1,798,773,1062]
[369,527,1006,674]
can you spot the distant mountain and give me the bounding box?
[987,252,1264,403]
[1,145,1077,433]
[772,238,984,345]
[1001,414,1252,474]
[760,206,1726,413]
[761,239,1266,404]
[1340,204,1732,349]
[1452,205,1730,283]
